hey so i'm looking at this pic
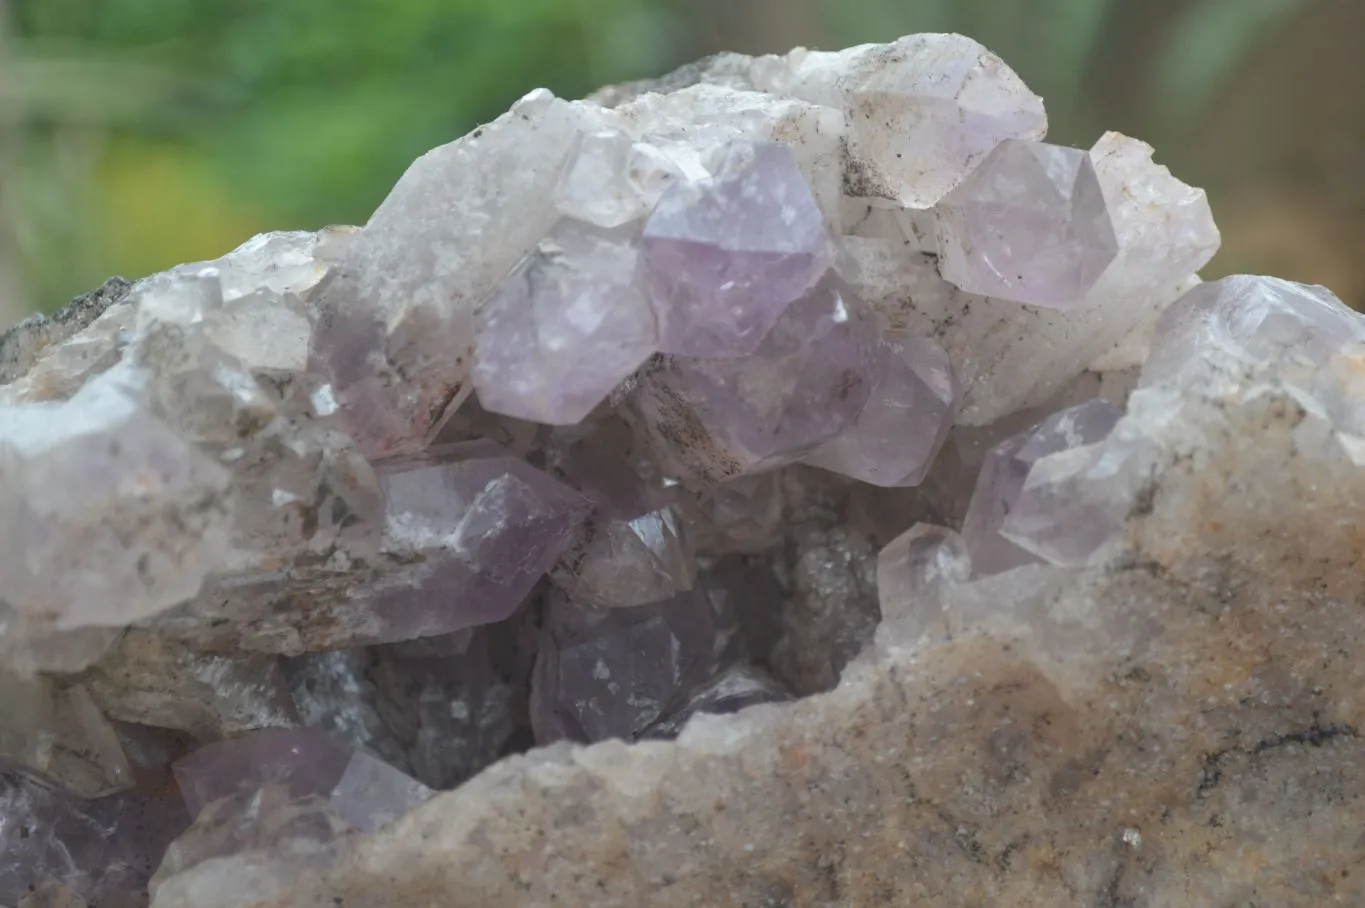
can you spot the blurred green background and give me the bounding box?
[1,0,1362,326]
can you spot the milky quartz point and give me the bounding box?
[876,523,971,640]
[473,221,657,424]
[548,428,696,608]
[0,770,188,908]
[641,140,832,358]
[934,139,1118,307]
[311,91,611,459]
[531,588,719,744]
[763,34,1047,208]
[172,728,432,832]
[80,630,298,740]
[371,440,592,640]
[803,335,958,486]
[628,276,878,484]
[960,398,1123,576]
[0,374,232,630]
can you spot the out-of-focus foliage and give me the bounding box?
[0,0,1324,312]
[6,0,690,307]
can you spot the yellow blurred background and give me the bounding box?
[1,0,1362,326]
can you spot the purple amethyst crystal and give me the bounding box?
[960,399,1124,576]
[642,141,832,358]
[368,440,592,640]
[473,222,658,425]
[547,427,697,608]
[934,139,1119,308]
[0,771,189,908]
[629,276,879,483]
[530,588,719,744]
[803,335,959,487]
[172,727,431,832]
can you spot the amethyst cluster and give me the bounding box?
[15,31,1365,908]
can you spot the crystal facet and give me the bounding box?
[876,523,971,640]
[934,140,1119,307]
[642,141,832,358]
[628,276,878,483]
[803,335,958,486]
[531,589,719,744]
[473,221,657,424]
[763,34,1047,208]
[0,771,188,908]
[0,376,231,630]
[960,399,1124,576]
[172,727,432,831]
[371,441,592,639]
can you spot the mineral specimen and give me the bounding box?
[6,26,1365,908]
